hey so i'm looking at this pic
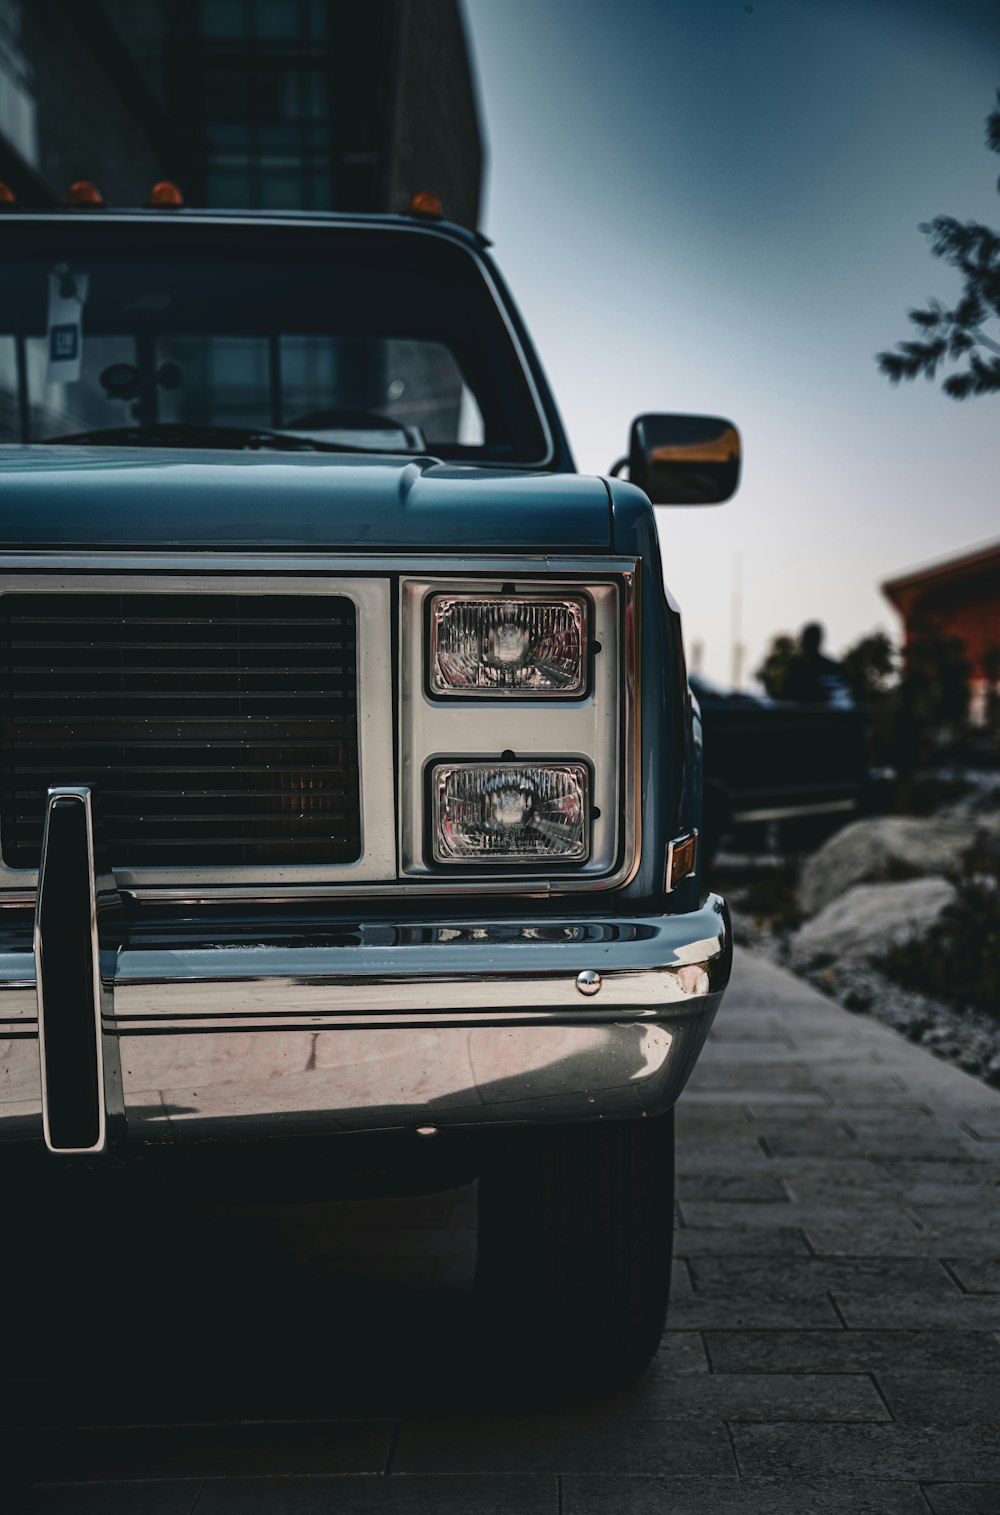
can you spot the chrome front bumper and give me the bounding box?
[0,897,730,1150]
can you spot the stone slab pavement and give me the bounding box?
[4,946,1000,1513]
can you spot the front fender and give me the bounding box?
[605,477,700,912]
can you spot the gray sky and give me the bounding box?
[464,0,1000,686]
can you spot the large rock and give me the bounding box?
[798,816,980,916]
[790,876,957,970]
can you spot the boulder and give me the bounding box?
[798,815,979,916]
[790,876,957,970]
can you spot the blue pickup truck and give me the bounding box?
[0,197,738,1390]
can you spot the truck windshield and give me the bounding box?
[0,221,549,464]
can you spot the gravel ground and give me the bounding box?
[723,857,1000,1092]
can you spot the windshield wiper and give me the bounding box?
[39,422,408,455]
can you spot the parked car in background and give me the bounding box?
[690,673,871,863]
[0,190,740,1392]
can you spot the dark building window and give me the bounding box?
[185,0,336,210]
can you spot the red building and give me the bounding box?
[882,539,1000,725]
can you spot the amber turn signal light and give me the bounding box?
[67,180,105,208]
[147,180,184,208]
[665,832,698,893]
[0,181,17,208]
[407,190,443,219]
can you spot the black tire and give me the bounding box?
[475,1110,674,1396]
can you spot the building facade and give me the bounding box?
[883,540,1000,726]
[0,0,482,225]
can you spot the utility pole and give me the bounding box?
[730,552,744,690]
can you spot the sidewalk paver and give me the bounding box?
[5,945,999,1513]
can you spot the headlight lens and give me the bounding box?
[432,762,589,862]
[430,595,586,695]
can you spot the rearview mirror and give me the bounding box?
[615,413,741,504]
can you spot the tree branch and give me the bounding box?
[878,90,1000,402]
[972,328,1000,356]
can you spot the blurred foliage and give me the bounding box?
[738,867,804,933]
[714,858,804,935]
[758,629,897,704]
[842,630,896,704]
[984,644,1000,733]
[892,773,974,816]
[754,622,983,776]
[755,632,797,699]
[881,866,1000,1020]
[878,89,1000,398]
[893,619,972,770]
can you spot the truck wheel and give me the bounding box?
[475,1110,674,1395]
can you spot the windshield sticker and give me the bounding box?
[46,265,90,386]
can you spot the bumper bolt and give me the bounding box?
[576,969,602,997]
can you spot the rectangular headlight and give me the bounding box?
[429,595,586,696]
[432,762,589,862]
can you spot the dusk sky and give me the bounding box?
[464,0,1000,687]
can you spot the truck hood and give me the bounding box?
[0,447,611,552]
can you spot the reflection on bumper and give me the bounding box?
[1,896,730,1145]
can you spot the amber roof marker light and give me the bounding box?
[0,182,17,209]
[407,190,443,219]
[67,180,105,208]
[146,181,184,209]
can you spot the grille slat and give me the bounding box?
[1,593,362,870]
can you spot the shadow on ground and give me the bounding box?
[3,1180,490,1427]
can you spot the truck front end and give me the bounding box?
[0,206,735,1390]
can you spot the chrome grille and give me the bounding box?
[0,592,360,868]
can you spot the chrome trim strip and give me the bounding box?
[1,878,562,906]
[4,897,730,1031]
[113,947,724,1031]
[622,560,642,891]
[1,213,557,470]
[731,799,859,824]
[0,554,637,575]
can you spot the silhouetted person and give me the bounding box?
[783,623,852,706]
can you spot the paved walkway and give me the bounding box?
[5,947,1000,1513]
